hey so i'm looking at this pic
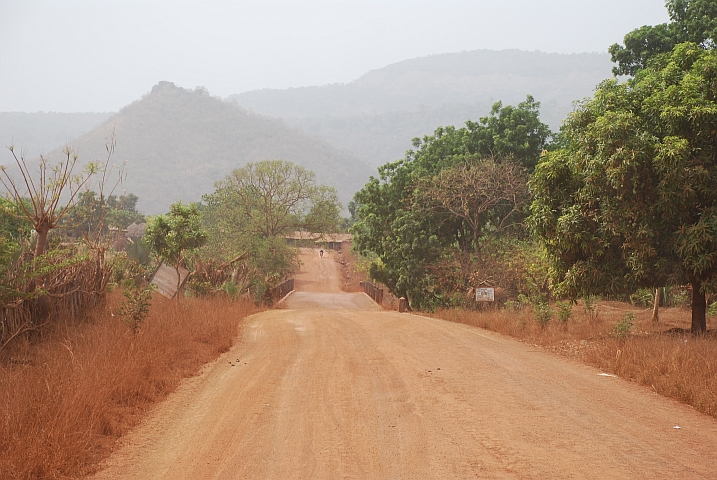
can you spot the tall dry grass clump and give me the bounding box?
[0,292,260,479]
[434,303,717,418]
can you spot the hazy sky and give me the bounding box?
[1,0,669,112]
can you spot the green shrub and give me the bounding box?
[630,288,654,308]
[582,295,600,320]
[504,295,527,312]
[556,301,572,323]
[222,279,240,299]
[612,312,635,339]
[108,252,152,286]
[118,281,155,334]
[533,302,553,327]
[667,287,690,308]
[503,299,521,311]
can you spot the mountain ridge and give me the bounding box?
[230,49,612,119]
[229,49,614,166]
[36,82,372,214]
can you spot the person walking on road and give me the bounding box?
[319,249,324,258]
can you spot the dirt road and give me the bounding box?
[93,248,717,479]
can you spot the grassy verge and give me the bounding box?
[433,303,717,418]
[0,292,261,479]
[336,240,369,293]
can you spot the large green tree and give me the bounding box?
[204,160,340,239]
[531,43,717,333]
[201,160,341,291]
[145,201,207,298]
[352,97,549,309]
[609,0,717,76]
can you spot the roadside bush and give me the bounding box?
[118,281,155,333]
[222,279,240,299]
[533,302,553,327]
[582,295,600,321]
[612,312,635,339]
[108,251,153,287]
[504,293,531,312]
[667,287,690,308]
[556,301,572,323]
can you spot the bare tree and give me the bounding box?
[81,134,126,249]
[417,155,530,258]
[0,146,99,258]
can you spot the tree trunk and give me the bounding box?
[31,225,51,294]
[690,278,707,334]
[31,224,51,315]
[175,265,181,302]
[651,287,661,322]
[34,225,49,258]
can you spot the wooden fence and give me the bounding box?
[1,251,110,347]
[360,281,384,305]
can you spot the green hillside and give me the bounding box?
[40,82,373,213]
[229,49,615,166]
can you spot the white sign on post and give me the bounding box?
[475,287,495,302]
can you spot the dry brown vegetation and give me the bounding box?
[336,242,400,309]
[336,241,368,292]
[434,302,717,418]
[0,292,261,479]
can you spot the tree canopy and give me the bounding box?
[145,201,207,297]
[62,191,143,239]
[204,160,340,239]
[201,160,341,293]
[352,97,548,309]
[531,43,717,333]
[609,0,717,76]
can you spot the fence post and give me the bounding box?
[399,297,407,312]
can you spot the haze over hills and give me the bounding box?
[36,82,373,214]
[0,112,113,165]
[1,49,618,209]
[229,49,615,166]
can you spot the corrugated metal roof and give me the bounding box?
[150,261,190,299]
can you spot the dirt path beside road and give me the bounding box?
[93,248,717,479]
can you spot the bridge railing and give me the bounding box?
[359,281,383,305]
[271,278,294,301]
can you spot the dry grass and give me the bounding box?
[433,302,717,418]
[0,292,261,479]
[336,242,400,309]
[336,241,368,293]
